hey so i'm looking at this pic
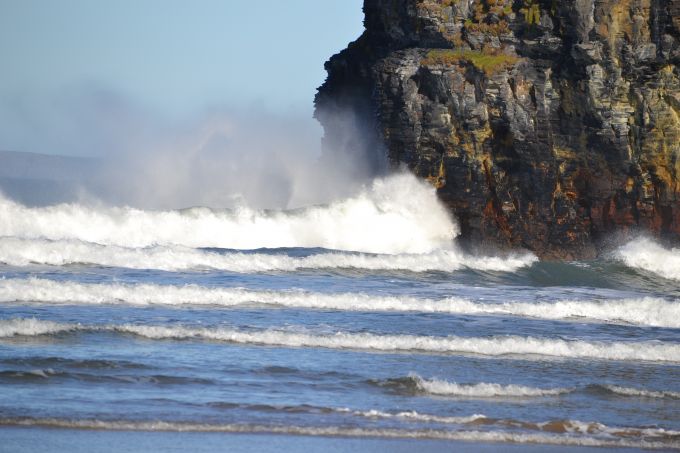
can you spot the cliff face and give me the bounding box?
[315,0,680,259]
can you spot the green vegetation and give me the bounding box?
[464,19,511,36]
[421,49,519,75]
[521,0,541,25]
[418,0,457,13]
[473,0,514,21]
[463,0,513,38]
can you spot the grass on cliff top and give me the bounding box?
[421,49,519,75]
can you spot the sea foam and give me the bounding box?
[0,417,676,449]
[602,385,680,399]
[614,237,680,281]
[1,278,677,328]
[0,318,74,338]
[407,374,569,397]
[0,237,536,273]
[3,318,678,362]
[0,174,456,254]
[84,324,680,362]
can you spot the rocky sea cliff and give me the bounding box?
[315,0,680,259]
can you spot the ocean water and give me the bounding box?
[0,174,679,451]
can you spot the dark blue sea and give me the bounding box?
[1,174,679,451]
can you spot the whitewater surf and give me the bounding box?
[1,173,679,451]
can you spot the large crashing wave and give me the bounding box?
[613,237,680,281]
[0,174,456,254]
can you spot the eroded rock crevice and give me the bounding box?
[315,0,680,259]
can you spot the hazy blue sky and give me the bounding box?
[0,0,364,155]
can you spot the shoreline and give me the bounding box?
[0,426,643,453]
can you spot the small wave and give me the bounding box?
[0,174,457,254]
[0,356,146,370]
[0,368,214,386]
[373,375,568,398]
[347,409,680,441]
[2,278,678,328]
[206,402,486,424]
[614,237,680,281]
[3,318,678,363]
[397,374,569,398]
[601,384,680,400]
[345,408,487,425]
[476,297,680,329]
[0,368,59,380]
[93,325,680,362]
[378,376,680,401]
[0,417,676,449]
[0,318,76,337]
[117,325,680,362]
[0,237,536,273]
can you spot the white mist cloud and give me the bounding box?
[0,86,385,210]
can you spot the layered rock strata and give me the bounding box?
[315,0,680,259]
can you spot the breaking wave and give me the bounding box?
[377,377,680,401]
[2,278,678,328]
[0,237,536,273]
[0,174,457,254]
[0,318,73,338]
[343,408,487,425]
[614,237,680,281]
[601,385,680,400]
[3,318,679,362]
[404,374,569,398]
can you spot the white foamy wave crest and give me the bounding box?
[2,278,677,328]
[1,418,677,449]
[603,385,680,400]
[480,297,680,328]
[349,408,680,441]
[0,237,536,273]
[0,318,76,337]
[5,318,671,362]
[614,237,680,281]
[408,374,569,397]
[0,174,456,254]
[357,411,680,443]
[107,325,680,362]
[341,408,487,425]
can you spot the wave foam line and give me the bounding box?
[2,278,678,328]
[0,418,676,449]
[0,237,536,273]
[614,237,680,281]
[347,409,680,440]
[3,318,679,363]
[0,318,75,338]
[408,374,569,398]
[602,385,680,400]
[380,376,680,401]
[0,174,457,254]
[332,407,487,425]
